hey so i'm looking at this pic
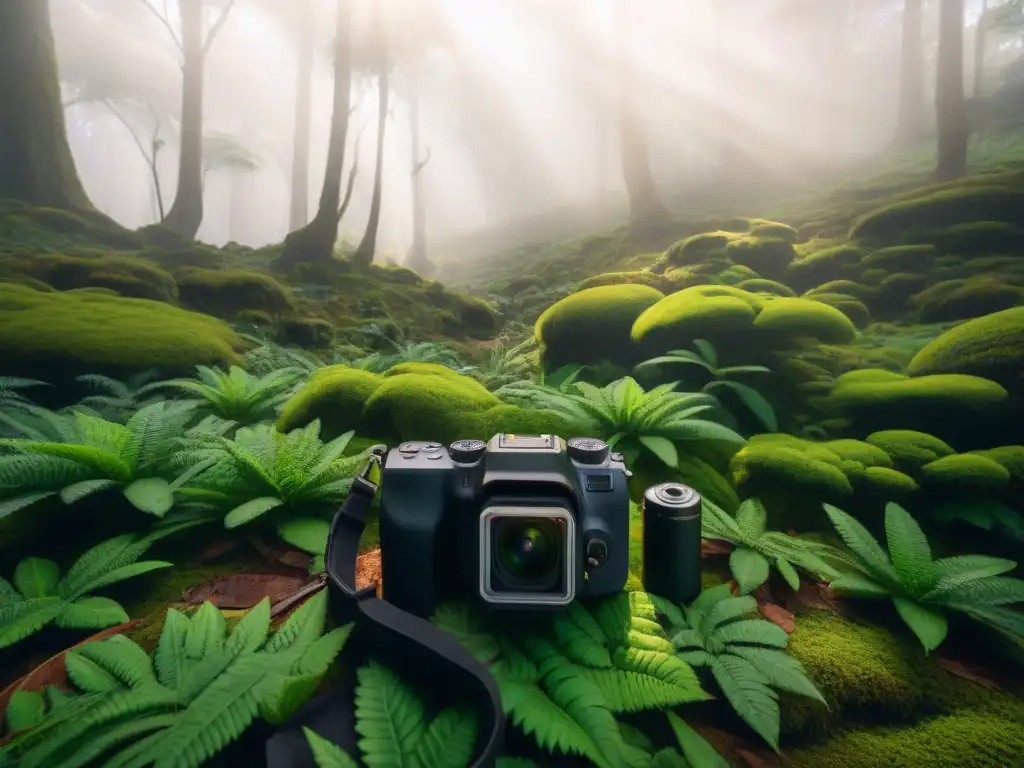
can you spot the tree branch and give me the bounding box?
[138,0,184,56]
[102,99,167,220]
[337,125,367,223]
[412,146,432,177]
[203,0,236,56]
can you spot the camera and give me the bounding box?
[376,433,703,618]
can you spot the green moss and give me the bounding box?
[804,293,871,328]
[872,272,931,307]
[276,366,384,436]
[849,184,1024,246]
[919,454,1011,492]
[536,284,664,370]
[746,434,845,466]
[715,264,760,285]
[381,362,462,379]
[729,444,853,499]
[630,285,760,347]
[864,430,956,473]
[907,307,1024,389]
[174,267,294,317]
[834,369,909,386]
[911,278,1023,323]
[928,221,1024,256]
[279,317,334,349]
[822,439,894,467]
[803,280,872,300]
[724,236,796,279]
[859,268,888,285]
[859,245,936,273]
[578,270,672,292]
[0,283,240,376]
[752,297,857,344]
[0,251,178,303]
[663,230,742,266]
[734,278,796,297]
[853,466,921,495]
[748,219,800,243]
[786,245,863,291]
[969,446,1024,487]
[827,374,1008,421]
[440,291,500,339]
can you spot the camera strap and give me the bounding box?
[318,446,505,767]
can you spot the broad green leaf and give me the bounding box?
[884,503,934,595]
[14,558,60,599]
[665,711,729,768]
[55,596,129,630]
[123,478,175,517]
[276,517,330,555]
[692,340,718,367]
[303,727,359,768]
[224,496,285,528]
[734,499,768,542]
[638,436,679,468]
[0,597,62,650]
[893,597,948,652]
[6,690,46,732]
[60,479,119,505]
[823,504,900,587]
[829,573,892,598]
[774,556,800,591]
[705,381,778,433]
[729,548,770,595]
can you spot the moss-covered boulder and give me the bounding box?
[821,439,894,467]
[969,446,1024,490]
[805,293,871,328]
[279,317,334,349]
[662,230,739,267]
[276,366,384,436]
[864,430,956,473]
[174,267,295,317]
[715,263,760,285]
[0,283,240,376]
[919,453,1011,492]
[0,251,178,302]
[735,278,796,297]
[536,284,664,370]
[871,272,931,312]
[927,220,1024,256]
[849,465,921,496]
[803,280,872,301]
[729,436,853,501]
[753,297,857,344]
[382,362,465,379]
[786,245,862,291]
[910,278,1023,323]
[631,285,761,348]
[859,245,936,273]
[748,219,800,243]
[724,235,796,279]
[907,307,1024,390]
[577,270,672,292]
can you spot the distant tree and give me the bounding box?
[0,0,97,212]
[141,0,236,240]
[202,131,261,189]
[936,0,968,180]
[289,0,316,231]
[896,0,927,146]
[101,99,168,219]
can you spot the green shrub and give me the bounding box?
[536,284,664,370]
[735,278,796,297]
[174,267,294,317]
[0,283,240,375]
[864,430,956,473]
[907,307,1024,389]
[850,184,1024,246]
[276,366,384,436]
[786,245,862,291]
[805,293,871,328]
[725,236,796,279]
[911,278,1023,323]
[859,245,936,273]
[753,297,857,344]
[927,221,1024,256]
[0,251,178,303]
[919,453,1011,492]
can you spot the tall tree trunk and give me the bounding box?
[353,9,389,269]
[0,0,96,211]
[973,0,988,98]
[278,0,353,265]
[936,0,968,181]
[614,0,668,231]
[289,0,315,231]
[895,0,926,146]
[162,0,206,240]
[404,76,431,276]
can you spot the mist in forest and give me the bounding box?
[50,0,1004,258]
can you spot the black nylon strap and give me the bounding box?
[270,446,504,767]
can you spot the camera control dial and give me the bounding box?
[567,437,609,465]
[449,439,487,463]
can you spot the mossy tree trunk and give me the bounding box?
[0,0,95,212]
[895,0,927,147]
[278,0,353,265]
[936,0,968,181]
[404,75,433,276]
[289,0,315,231]
[353,5,390,269]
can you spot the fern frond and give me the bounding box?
[884,502,935,595]
[709,655,779,750]
[823,503,901,587]
[408,706,478,768]
[71,636,158,689]
[303,728,359,768]
[727,646,825,704]
[354,660,427,765]
[580,669,704,713]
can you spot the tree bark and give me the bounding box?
[353,9,389,269]
[895,0,927,146]
[289,0,315,231]
[278,0,353,265]
[0,0,96,211]
[404,76,431,276]
[973,0,988,98]
[936,0,968,181]
[162,0,206,240]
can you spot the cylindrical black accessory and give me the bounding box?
[642,482,703,606]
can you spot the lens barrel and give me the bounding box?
[642,483,702,605]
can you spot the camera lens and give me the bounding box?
[493,517,563,591]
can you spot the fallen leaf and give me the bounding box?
[937,657,1001,690]
[787,580,843,615]
[701,538,734,557]
[183,573,306,608]
[735,748,772,768]
[753,582,775,604]
[248,534,313,572]
[760,602,796,633]
[198,538,239,563]
[271,573,327,619]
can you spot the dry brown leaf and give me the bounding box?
[701,538,734,557]
[198,538,239,563]
[736,748,773,768]
[937,657,1001,690]
[248,534,313,572]
[183,573,306,608]
[760,602,796,634]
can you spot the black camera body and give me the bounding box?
[378,434,631,618]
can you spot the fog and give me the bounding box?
[50,0,1003,259]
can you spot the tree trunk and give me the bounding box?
[936,0,968,181]
[973,0,988,98]
[0,0,96,211]
[277,0,353,265]
[289,0,315,231]
[615,0,669,231]
[162,0,206,240]
[404,77,431,276]
[895,0,926,146]
[353,10,389,269]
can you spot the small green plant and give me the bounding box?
[496,376,745,468]
[466,337,537,391]
[0,376,48,407]
[824,501,1024,652]
[242,339,326,377]
[655,584,826,750]
[0,532,174,651]
[342,340,468,374]
[701,497,856,594]
[72,370,163,423]
[0,591,352,767]
[0,401,196,519]
[634,339,778,432]
[931,497,1024,541]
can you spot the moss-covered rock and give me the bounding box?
[279,317,334,349]
[734,278,796,297]
[969,446,1024,489]
[630,285,761,348]
[864,430,956,473]
[852,465,921,495]
[748,219,800,243]
[805,293,871,328]
[724,235,796,279]
[715,263,760,285]
[910,278,1023,323]
[662,231,740,267]
[871,272,931,311]
[729,441,853,500]
[786,245,862,291]
[927,220,1024,256]
[822,439,894,467]
[752,297,857,344]
[174,267,295,317]
[382,362,465,379]
[577,270,671,292]
[907,307,1024,389]
[536,284,664,370]
[803,280,872,301]
[827,373,1008,426]
[0,251,178,303]
[859,245,936,273]
[276,366,384,436]
[919,453,1011,492]
[0,283,240,376]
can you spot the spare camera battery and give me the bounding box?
[642,483,703,606]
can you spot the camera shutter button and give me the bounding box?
[449,439,487,463]
[586,538,608,568]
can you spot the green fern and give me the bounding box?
[243,341,325,377]
[824,501,1024,652]
[171,420,367,543]
[931,497,1024,541]
[0,401,196,519]
[701,497,857,594]
[634,339,778,432]
[0,530,182,651]
[495,376,746,469]
[73,371,164,423]
[1,590,352,768]
[432,594,708,767]
[654,584,826,751]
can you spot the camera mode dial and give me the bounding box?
[449,439,487,463]
[567,437,609,465]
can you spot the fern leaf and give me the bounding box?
[707,380,778,432]
[55,596,129,630]
[712,620,788,648]
[729,548,771,595]
[926,576,1024,607]
[580,668,705,713]
[59,534,150,599]
[709,654,780,750]
[355,660,427,767]
[591,593,634,647]
[265,588,328,655]
[66,561,171,600]
[154,608,191,691]
[892,597,948,652]
[948,603,1024,642]
[701,595,757,635]
[222,598,271,658]
[258,672,324,726]
[829,573,892,598]
[184,602,227,659]
[0,597,62,650]
[637,435,678,468]
[496,636,539,683]
[647,594,687,628]
[14,558,60,598]
[612,647,704,694]
[6,690,46,733]
[551,613,615,668]
[670,628,706,651]
[295,624,355,677]
[54,713,180,768]
[665,711,729,768]
[303,727,359,768]
[734,498,768,542]
[566,601,609,647]
[823,504,900,587]
[431,601,501,663]
[884,503,935,595]
[927,556,1018,592]
[224,496,285,528]
[73,636,157,689]
[727,646,826,704]
[684,584,735,629]
[0,576,20,605]
[59,478,118,504]
[774,555,801,591]
[676,649,713,667]
[65,651,127,694]
[409,707,478,768]
[0,491,59,520]
[629,616,667,639]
